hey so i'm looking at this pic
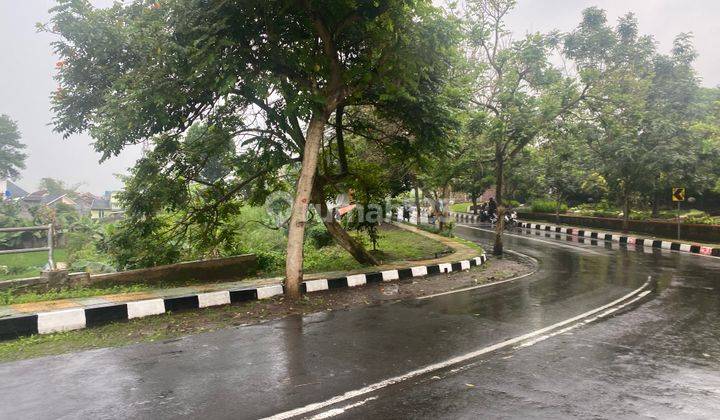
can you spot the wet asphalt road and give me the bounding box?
[1,224,719,419]
[340,225,720,419]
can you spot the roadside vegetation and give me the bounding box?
[518,200,720,224]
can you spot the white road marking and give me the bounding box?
[514,290,651,349]
[261,280,652,420]
[306,397,378,420]
[416,270,536,300]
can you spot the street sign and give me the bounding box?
[672,188,685,202]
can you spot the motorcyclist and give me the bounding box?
[487,197,498,219]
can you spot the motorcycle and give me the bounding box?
[480,210,497,224]
[489,212,499,224]
[504,211,518,228]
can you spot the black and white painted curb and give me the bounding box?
[0,255,487,341]
[515,221,720,257]
[452,212,719,258]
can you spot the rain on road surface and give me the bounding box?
[0,223,718,419]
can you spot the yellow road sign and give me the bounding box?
[672,188,685,202]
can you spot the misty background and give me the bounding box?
[1,0,718,195]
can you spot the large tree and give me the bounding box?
[0,114,27,180]
[457,0,586,254]
[48,0,457,297]
[565,8,703,229]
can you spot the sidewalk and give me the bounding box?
[0,222,485,339]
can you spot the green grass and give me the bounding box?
[451,236,484,253]
[0,249,68,281]
[450,202,471,212]
[530,200,568,214]
[300,224,450,274]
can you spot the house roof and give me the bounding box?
[74,192,99,208]
[2,180,28,199]
[90,198,112,210]
[23,190,49,202]
[43,194,75,206]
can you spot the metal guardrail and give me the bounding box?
[0,224,55,269]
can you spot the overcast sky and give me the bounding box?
[1,1,718,195]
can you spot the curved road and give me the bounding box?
[0,223,718,419]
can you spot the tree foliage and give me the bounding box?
[0,114,27,180]
[47,0,460,296]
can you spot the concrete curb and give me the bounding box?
[450,212,719,257]
[0,254,488,341]
[515,221,720,257]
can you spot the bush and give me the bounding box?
[306,223,334,248]
[684,211,720,225]
[569,201,621,218]
[531,200,567,214]
[412,221,455,238]
[252,249,285,273]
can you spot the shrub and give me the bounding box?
[252,249,285,273]
[684,212,719,225]
[412,221,455,238]
[531,200,567,214]
[569,201,621,218]
[306,223,334,248]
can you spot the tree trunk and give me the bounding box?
[439,186,448,231]
[316,193,379,266]
[622,190,630,233]
[471,194,478,214]
[285,114,326,299]
[414,184,421,225]
[555,192,561,224]
[493,157,504,256]
[651,188,659,218]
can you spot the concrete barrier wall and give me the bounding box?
[0,254,257,293]
[517,212,720,243]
